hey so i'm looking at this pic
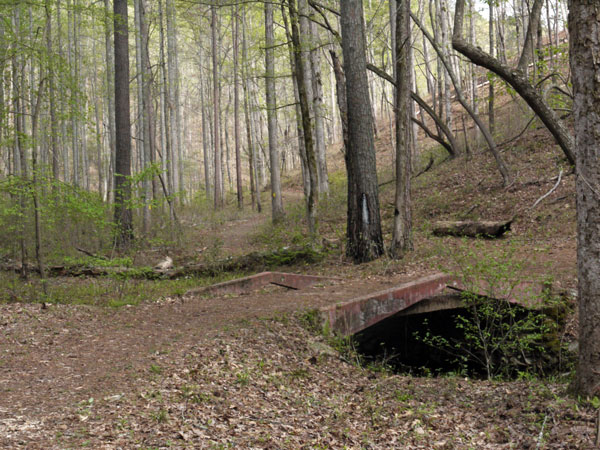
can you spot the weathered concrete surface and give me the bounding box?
[320,274,551,336]
[320,273,460,336]
[396,294,465,316]
[186,272,339,297]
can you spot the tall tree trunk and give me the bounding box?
[282,5,311,202]
[31,75,46,282]
[233,4,243,209]
[198,43,211,200]
[298,0,318,195]
[113,0,133,247]
[390,0,413,257]
[139,0,156,206]
[440,0,453,131]
[330,51,349,152]
[212,5,224,209]
[134,0,149,234]
[165,0,179,196]
[488,1,495,135]
[242,11,260,212]
[265,1,285,223]
[569,0,600,398]
[469,0,480,143]
[158,0,174,222]
[45,0,59,184]
[288,0,318,235]
[340,0,384,262]
[103,0,116,200]
[309,18,329,196]
[12,7,27,278]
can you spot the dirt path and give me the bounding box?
[0,269,420,429]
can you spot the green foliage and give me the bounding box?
[0,175,111,262]
[0,271,228,307]
[421,240,572,380]
[149,364,162,375]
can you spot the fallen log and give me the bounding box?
[0,246,326,280]
[432,219,513,238]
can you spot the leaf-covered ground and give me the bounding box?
[0,295,596,449]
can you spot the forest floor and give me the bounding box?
[1,95,597,448]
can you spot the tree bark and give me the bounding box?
[288,0,318,235]
[233,4,243,209]
[569,0,600,398]
[488,1,495,135]
[242,12,261,213]
[309,17,329,196]
[45,0,59,184]
[340,0,384,262]
[329,51,349,153]
[113,0,133,247]
[282,5,311,202]
[265,1,285,223]
[390,0,413,257]
[103,0,116,200]
[212,5,224,209]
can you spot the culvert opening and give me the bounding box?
[353,293,572,380]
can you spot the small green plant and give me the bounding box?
[235,370,251,386]
[152,408,169,423]
[420,239,572,379]
[149,364,162,375]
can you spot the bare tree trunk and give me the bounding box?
[340,0,384,262]
[134,0,149,234]
[570,0,600,398]
[469,0,481,143]
[198,52,211,200]
[330,51,349,152]
[309,18,329,196]
[233,4,243,209]
[265,1,285,223]
[282,5,310,201]
[31,73,46,281]
[103,0,115,200]
[45,0,59,184]
[289,0,318,235]
[390,0,413,258]
[158,0,174,217]
[488,1,495,135]
[12,7,27,278]
[113,0,133,247]
[158,0,173,213]
[439,0,453,131]
[166,0,180,196]
[139,0,156,207]
[242,12,260,213]
[212,5,224,209]
[518,0,544,73]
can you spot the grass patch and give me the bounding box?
[0,271,242,307]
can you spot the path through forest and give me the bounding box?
[0,188,434,447]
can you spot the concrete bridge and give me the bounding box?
[187,271,547,336]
